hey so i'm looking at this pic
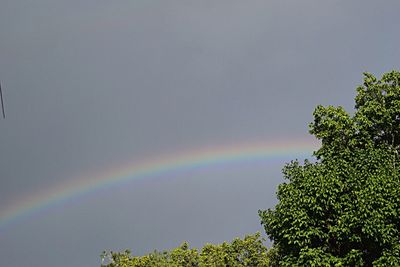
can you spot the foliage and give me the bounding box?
[101,233,270,267]
[103,71,400,266]
[259,71,400,266]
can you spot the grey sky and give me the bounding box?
[0,1,399,266]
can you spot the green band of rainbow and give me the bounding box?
[0,139,319,230]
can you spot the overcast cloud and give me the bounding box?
[0,1,399,266]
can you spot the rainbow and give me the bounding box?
[0,138,319,231]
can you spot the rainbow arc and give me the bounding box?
[0,139,319,230]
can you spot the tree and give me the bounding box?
[259,71,400,266]
[101,233,270,267]
[199,233,270,266]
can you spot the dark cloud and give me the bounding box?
[1,1,399,266]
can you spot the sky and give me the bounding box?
[0,1,399,266]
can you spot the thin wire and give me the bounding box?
[0,82,5,118]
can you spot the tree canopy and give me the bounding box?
[259,70,400,266]
[101,233,270,267]
[102,71,400,266]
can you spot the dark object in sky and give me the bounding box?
[0,82,5,118]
